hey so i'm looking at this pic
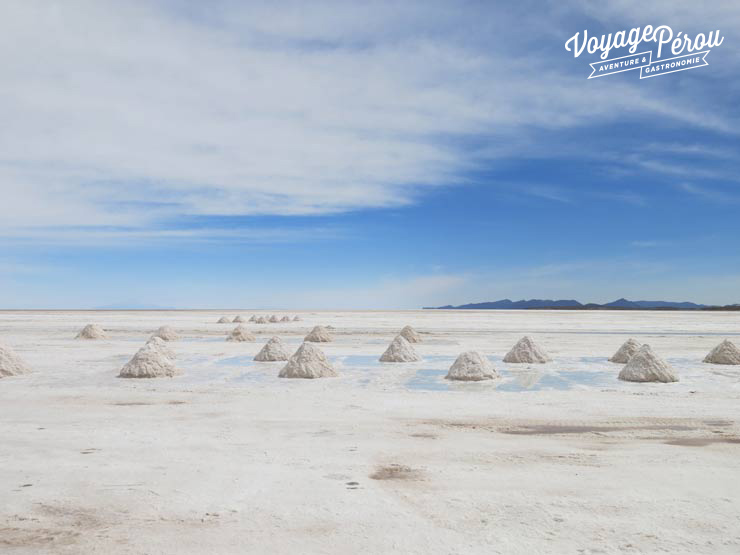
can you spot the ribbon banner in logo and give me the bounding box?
[589,52,652,79]
[588,50,709,80]
[639,51,709,79]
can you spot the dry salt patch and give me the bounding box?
[0,343,32,378]
[305,325,333,342]
[703,339,740,365]
[399,325,422,343]
[618,344,678,383]
[75,324,108,340]
[255,316,268,324]
[380,335,421,363]
[503,336,551,363]
[249,315,258,322]
[227,325,256,342]
[445,351,498,381]
[609,338,642,363]
[151,325,179,342]
[217,316,231,324]
[254,336,290,361]
[280,316,291,322]
[269,315,280,323]
[233,315,245,323]
[293,315,302,321]
[279,342,336,379]
[119,337,179,378]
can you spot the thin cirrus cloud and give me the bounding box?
[0,0,737,244]
[677,183,740,204]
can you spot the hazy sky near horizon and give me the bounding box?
[1,1,739,308]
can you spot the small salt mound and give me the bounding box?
[305,325,333,342]
[269,315,280,323]
[119,338,179,378]
[293,315,302,321]
[280,316,291,322]
[503,336,551,364]
[76,324,108,340]
[609,338,642,363]
[446,351,498,381]
[249,315,257,322]
[218,316,231,324]
[703,339,740,365]
[145,336,176,359]
[254,336,290,361]
[380,335,421,362]
[152,326,179,342]
[618,344,678,383]
[255,316,268,324]
[399,325,422,343]
[227,325,256,342]
[0,343,32,378]
[233,316,245,323]
[279,342,336,379]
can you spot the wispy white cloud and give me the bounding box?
[590,190,647,206]
[0,224,346,247]
[630,240,668,248]
[677,182,740,204]
[1,0,737,242]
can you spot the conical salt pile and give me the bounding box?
[503,336,551,363]
[280,316,291,322]
[218,316,231,324]
[227,325,256,342]
[305,325,333,342]
[152,325,179,342]
[279,342,336,379]
[255,316,268,324]
[446,351,498,381]
[609,338,642,363]
[249,315,257,322]
[293,315,302,321]
[76,324,108,340]
[703,339,740,365]
[269,315,280,323]
[380,335,421,362]
[618,344,678,383]
[119,338,179,378]
[254,336,290,361]
[145,336,176,359]
[233,315,245,323]
[399,325,422,343]
[0,343,32,378]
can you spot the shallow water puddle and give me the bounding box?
[405,365,618,392]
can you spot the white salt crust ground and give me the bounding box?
[1,309,740,554]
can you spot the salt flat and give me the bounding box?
[1,310,740,554]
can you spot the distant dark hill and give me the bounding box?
[426,299,582,310]
[602,298,642,309]
[425,298,714,310]
[633,300,707,309]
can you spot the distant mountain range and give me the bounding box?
[425,298,740,311]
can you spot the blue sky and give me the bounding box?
[1,1,739,308]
